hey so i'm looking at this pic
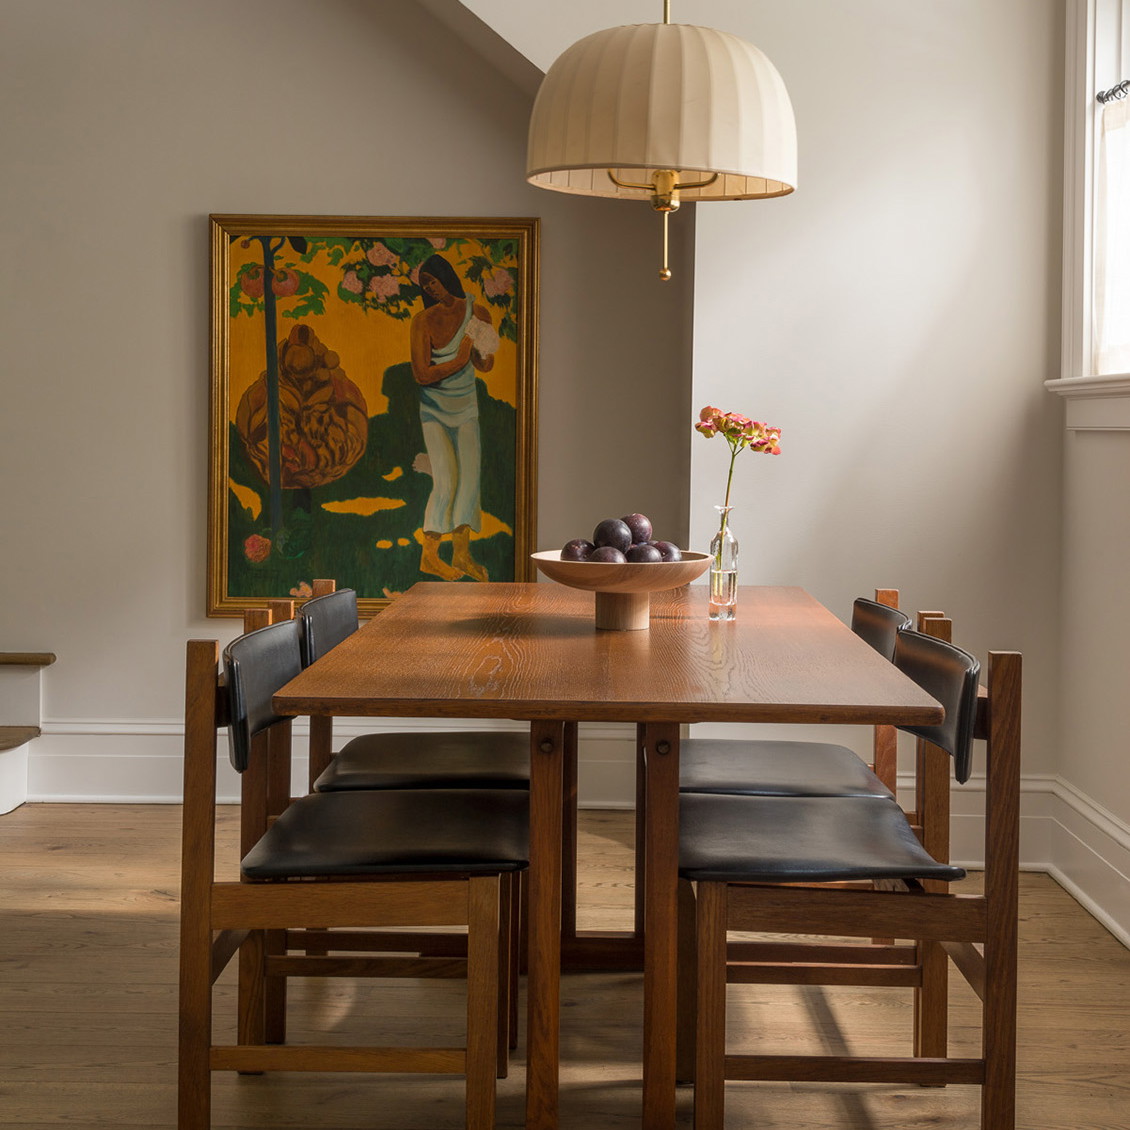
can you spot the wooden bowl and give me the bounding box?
[531,550,710,630]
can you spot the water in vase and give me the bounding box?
[709,568,738,620]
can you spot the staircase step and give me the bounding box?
[0,726,40,752]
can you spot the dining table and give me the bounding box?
[272,580,944,1130]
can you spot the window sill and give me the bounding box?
[1045,374,1130,429]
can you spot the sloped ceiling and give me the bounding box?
[415,0,661,75]
[412,0,543,92]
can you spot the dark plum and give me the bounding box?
[621,512,653,544]
[560,538,595,561]
[592,517,632,554]
[589,545,627,563]
[653,540,683,562]
[626,543,663,563]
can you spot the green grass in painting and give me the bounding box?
[227,363,517,600]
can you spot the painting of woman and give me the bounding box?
[211,215,536,617]
[409,253,499,582]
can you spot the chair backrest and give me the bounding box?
[223,618,303,772]
[297,587,359,667]
[893,628,981,784]
[850,597,912,660]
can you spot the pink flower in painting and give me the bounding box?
[482,267,514,298]
[428,237,446,249]
[289,581,314,600]
[342,269,364,294]
[368,273,402,300]
[366,241,398,267]
[244,534,271,564]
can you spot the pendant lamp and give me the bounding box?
[526,2,797,280]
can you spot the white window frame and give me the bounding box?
[1048,0,1130,425]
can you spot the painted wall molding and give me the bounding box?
[1046,373,1130,428]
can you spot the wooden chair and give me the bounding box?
[640,592,910,944]
[298,584,530,1040]
[178,619,529,1130]
[679,591,910,800]
[678,629,1021,1130]
[298,585,531,794]
[296,583,590,965]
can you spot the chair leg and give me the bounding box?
[517,869,529,976]
[264,929,287,1045]
[694,881,728,1130]
[465,877,501,1130]
[981,650,1021,1130]
[178,921,213,1129]
[914,939,949,1066]
[509,872,522,1051]
[979,921,1018,1129]
[676,878,697,1084]
[496,873,513,1078]
[237,931,266,1060]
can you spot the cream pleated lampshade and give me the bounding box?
[527,22,797,201]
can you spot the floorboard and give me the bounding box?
[0,805,1127,1128]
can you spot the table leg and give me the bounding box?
[560,721,579,941]
[641,721,681,1130]
[526,719,564,1130]
[634,722,647,937]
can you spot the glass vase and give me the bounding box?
[709,505,738,620]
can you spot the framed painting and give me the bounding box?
[207,214,539,617]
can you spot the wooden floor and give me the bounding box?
[1,805,1128,1129]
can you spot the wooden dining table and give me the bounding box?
[272,581,944,1130]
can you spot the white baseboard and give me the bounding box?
[23,718,643,806]
[18,722,1130,948]
[901,769,1130,948]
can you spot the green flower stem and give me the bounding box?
[714,440,739,568]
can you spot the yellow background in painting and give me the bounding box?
[227,236,519,426]
[322,497,407,517]
[229,479,262,520]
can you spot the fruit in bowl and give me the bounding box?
[626,543,662,563]
[590,546,628,563]
[533,514,709,631]
[560,514,688,564]
[592,517,633,555]
[560,538,595,561]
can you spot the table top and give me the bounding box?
[273,582,943,727]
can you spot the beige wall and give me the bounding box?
[0,0,692,751]
[1062,429,1130,815]
[459,2,1130,936]
[10,0,1129,943]
[470,2,1066,770]
[689,0,1065,787]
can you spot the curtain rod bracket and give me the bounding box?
[1097,79,1129,104]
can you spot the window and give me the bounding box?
[1058,0,1130,387]
[1095,80,1130,372]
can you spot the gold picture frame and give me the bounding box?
[207,214,539,617]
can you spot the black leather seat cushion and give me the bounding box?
[315,731,530,792]
[679,792,966,885]
[679,738,892,798]
[242,788,529,879]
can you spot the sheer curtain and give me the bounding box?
[1095,97,1130,374]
